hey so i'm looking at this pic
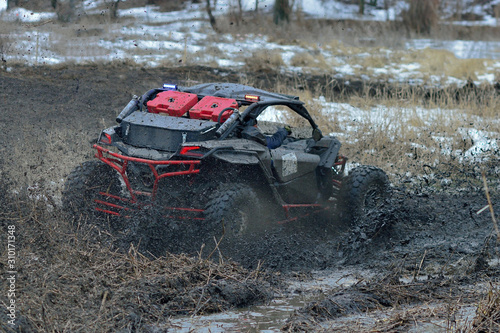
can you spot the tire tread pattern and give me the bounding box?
[339,165,391,224]
[204,183,261,239]
[62,160,120,219]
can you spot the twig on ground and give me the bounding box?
[481,172,499,241]
[413,250,427,282]
[206,220,225,262]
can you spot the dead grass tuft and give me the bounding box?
[401,0,439,34]
[244,49,285,72]
[290,51,331,71]
[469,286,500,332]
[403,48,493,81]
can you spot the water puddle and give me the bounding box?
[169,267,484,332]
[170,268,373,332]
[170,298,305,332]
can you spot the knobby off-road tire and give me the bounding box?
[339,165,391,225]
[62,160,122,227]
[204,183,264,242]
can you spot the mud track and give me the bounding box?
[1,64,499,331]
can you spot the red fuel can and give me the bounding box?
[189,96,238,122]
[147,91,199,116]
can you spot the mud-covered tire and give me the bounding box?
[339,165,391,225]
[204,183,264,241]
[62,160,122,222]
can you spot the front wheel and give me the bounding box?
[339,165,391,225]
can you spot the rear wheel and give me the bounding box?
[339,165,391,225]
[204,183,264,241]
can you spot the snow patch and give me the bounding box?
[1,7,55,22]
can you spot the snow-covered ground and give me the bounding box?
[0,0,498,176]
[1,1,499,85]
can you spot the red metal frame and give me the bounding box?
[93,144,202,217]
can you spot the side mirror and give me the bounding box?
[312,128,323,141]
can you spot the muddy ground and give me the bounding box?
[0,64,499,332]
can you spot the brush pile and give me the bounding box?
[471,287,500,332]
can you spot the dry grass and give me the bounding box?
[3,3,499,87]
[289,51,334,72]
[403,48,495,81]
[244,49,285,72]
[457,286,500,333]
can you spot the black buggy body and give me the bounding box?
[63,83,391,240]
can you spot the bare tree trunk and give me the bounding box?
[495,5,500,27]
[455,0,462,20]
[359,0,365,14]
[110,0,120,19]
[237,0,243,23]
[273,0,290,25]
[206,0,219,32]
[255,0,258,12]
[7,0,19,9]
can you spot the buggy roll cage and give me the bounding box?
[138,83,323,140]
[139,83,319,137]
[216,99,323,141]
[178,83,322,132]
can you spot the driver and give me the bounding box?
[241,120,292,149]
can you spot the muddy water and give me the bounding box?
[170,268,374,332]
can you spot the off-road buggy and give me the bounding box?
[63,83,391,243]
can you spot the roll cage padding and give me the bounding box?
[139,88,161,111]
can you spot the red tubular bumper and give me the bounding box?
[93,144,203,218]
